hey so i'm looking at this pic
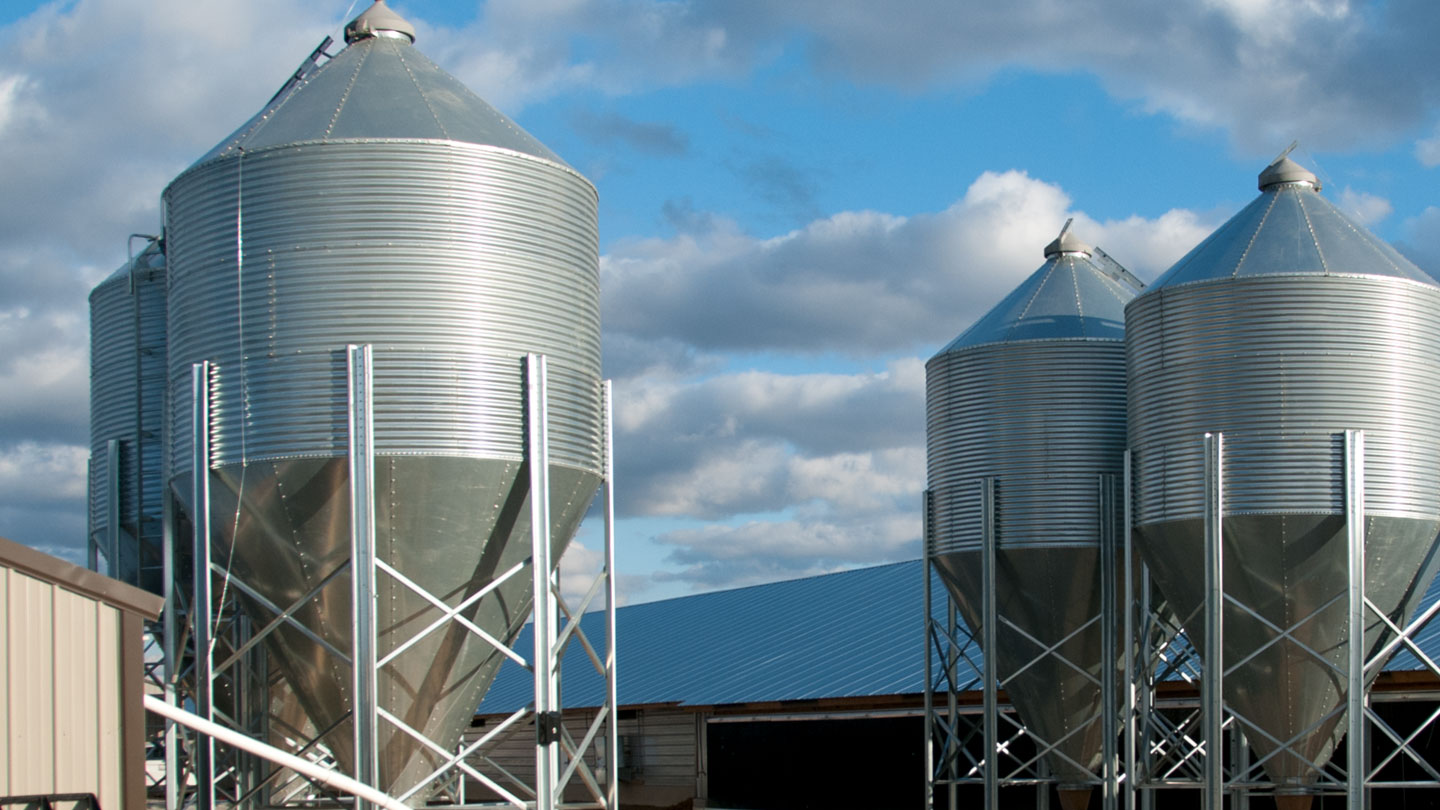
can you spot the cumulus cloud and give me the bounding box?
[653,511,919,588]
[1399,206,1440,277]
[600,171,1216,591]
[0,441,88,553]
[697,0,1440,154]
[602,170,1211,358]
[419,0,764,110]
[1336,187,1394,227]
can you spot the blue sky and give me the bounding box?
[1,0,1438,603]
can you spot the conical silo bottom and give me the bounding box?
[1056,787,1094,810]
[200,454,600,798]
[1136,514,1440,794]
[935,547,1117,788]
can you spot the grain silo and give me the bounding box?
[88,238,167,594]
[927,225,1142,810]
[161,1,602,796]
[1126,156,1440,808]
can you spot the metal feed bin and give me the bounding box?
[88,239,167,595]
[1126,156,1440,808]
[926,226,1142,810]
[161,2,609,800]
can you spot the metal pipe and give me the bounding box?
[348,344,379,797]
[106,438,120,580]
[1346,430,1366,807]
[1101,473,1118,810]
[1202,432,1224,810]
[191,361,215,810]
[527,353,558,810]
[923,489,936,810]
[983,476,999,810]
[144,695,410,810]
[1123,450,1138,810]
[603,379,619,810]
[162,487,181,810]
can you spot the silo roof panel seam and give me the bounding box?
[323,40,370,140]
[1232,188,1280,278]
[394,41,450,141]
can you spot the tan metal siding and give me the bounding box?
[0,564,128,810]
[8,569,56,793]
[0,566,8,796]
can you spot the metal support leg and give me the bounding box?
[527,354,559,810]
[1101,474,1119,810]
[923,490,935,810]
[1122,451,1137,810]
[106,438,121,579]
[603,380,619,810]
[192,361,216,810]
[1346,430,1366,809]
[347,344,379,800]
[1202,432,1224,810]
[163,488,181,810]
[982,477,999,810]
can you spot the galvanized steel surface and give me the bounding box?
[927,250,1141,553]
[164,141,601,476]
[1126,169,1440,791]
[87,241,166,593]
[191,34,565,168]
[1151,176,1430,288]
[1128,274,1440,523]
[926,242,1139,786]
[161,19,602,795]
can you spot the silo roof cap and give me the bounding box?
[1258,156,1320,191]
[345,0,416,44]
[934,228,1143,354]
[1043,220,1092,258]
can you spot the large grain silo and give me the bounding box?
[1126,157,1440,808]
[927,226,1142,810]
[162,1,602,796]
[88,238,167,594]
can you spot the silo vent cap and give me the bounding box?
[345,0,416,44]
[1258,156,1320,191]
[1043,219,1092,258]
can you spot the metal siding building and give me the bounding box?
[0,536,162,810]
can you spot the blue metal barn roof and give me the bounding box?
[476,559,1440,714]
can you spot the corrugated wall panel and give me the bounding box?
[7,572,54,793]
[52,589,99,789]
[97,605,122,808]
[0,566,128,810]
[0,567,8,795]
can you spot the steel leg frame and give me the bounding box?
[1126,429,1440,807]
[924,476,1123,808]
[174,347,615,809]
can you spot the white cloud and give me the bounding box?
[1336,187,1394,227]
[1399,206,1440,277]
[653,511,919,588]
[0,441,88,503]
[686,0,1437,154]
[602,171,1211,357]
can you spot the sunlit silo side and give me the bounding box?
[1126,157,1440,807]
[927,227,1142,809]
[88,239,167,594]
[161,1,601,795]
